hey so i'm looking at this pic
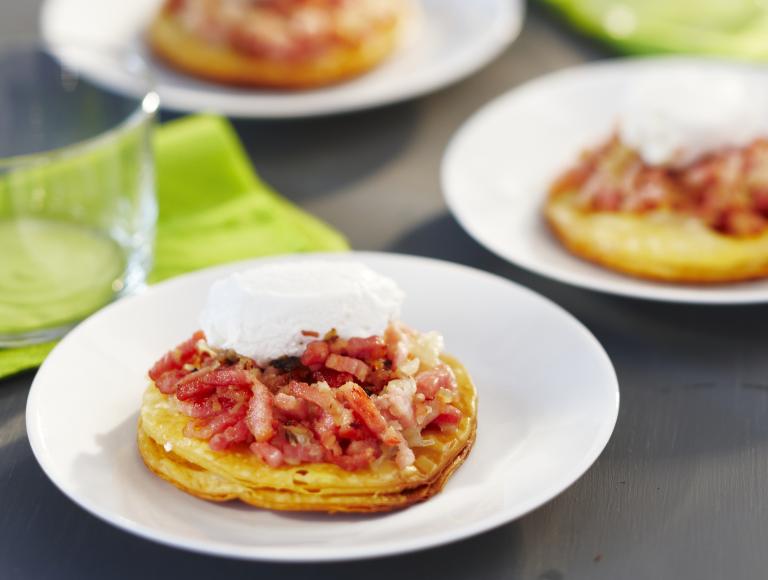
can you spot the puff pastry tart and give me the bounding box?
[545,135,768,283]
[139,324,477,512]
[148,0,410,88]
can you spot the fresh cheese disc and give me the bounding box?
[200,261,405,365]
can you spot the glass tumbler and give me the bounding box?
[0,44,159,346]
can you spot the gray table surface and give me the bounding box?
[4,2,768,579]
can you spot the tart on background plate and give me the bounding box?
[544,68,768,284]
[148,0,412,89]
[42,0,523,117]
[443,58,768,303]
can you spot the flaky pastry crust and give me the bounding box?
[545,190,768,283]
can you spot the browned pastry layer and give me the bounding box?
[545,191,768,283]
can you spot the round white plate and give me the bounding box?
[443,57,768,304]
[26,252,618,561]
[41,0,523,118]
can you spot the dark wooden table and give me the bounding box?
[3,2,768,579]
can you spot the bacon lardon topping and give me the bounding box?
[176,366,251,400]
[155,369,187,394]
[149,324,462,472]
[325,353,369,382]
[246,380,275,442]
[337,382,400,446]
[299,340,329,368]
[287,380,352,428]
[273,392,309,420]
[416,367,457,399]
[183,404,245,440]
[554,134,768,237]
[167,0,402,61]
[149,330,207,385]
[210,419,252,451]
[250,441,283,468]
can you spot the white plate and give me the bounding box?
[443,57,768,304]
[41,0,523,118]
[26,252,618,561]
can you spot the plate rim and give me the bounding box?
[26,251,619,561]
[442,55,768,305]
[40,0,525,118]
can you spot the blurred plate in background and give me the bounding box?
[41,0,523,118]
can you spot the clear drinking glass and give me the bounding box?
[0,44,159,346]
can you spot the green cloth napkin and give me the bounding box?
[0,115,348,379]
[542,0,768,59]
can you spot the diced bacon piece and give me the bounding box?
[326,353,369,382]
[288,380,331,408]
[337,382,401,447]
[273,393,309,420]
[246,380,275,442]
[327,335,348,355]
[183,409,243,440]
[300,340,329,368]
[332,439,379,471]
[753,188,768,214]
[266,427,326,465]
[338,423,373,441]
[209,419,253,451]
[147,338,184,380]
[155,369,186,394]
[345,336,388,361]
[592,188,622,211]
[414,400,441,429]
[375,378,417,429]
[313,411,342,456]
[281,440,325,465]
[178,330,205,358]
[384,323,408,368]
[215,385,250,410]
[176,372,217,401]
[720,208,767,236]
[415,367,457,399]
[205,367,252,387]
[176,367,251,401]
[287,381,353,428]
[250,442,284,467]
[431,405,463,428]
[148,330,205,380]
[177,396,222,419]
